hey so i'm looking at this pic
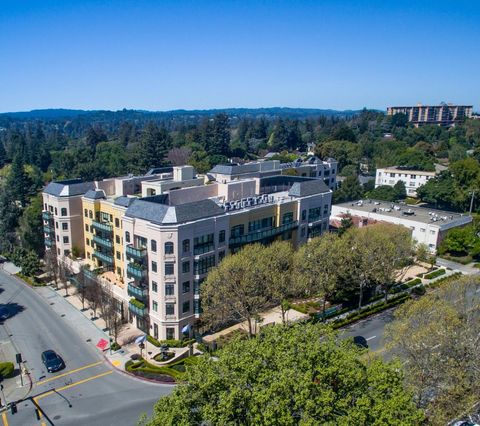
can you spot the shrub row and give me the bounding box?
[390,278,422,294]
[424,269,446,280]
[0,362,14,378]
[332,294,410,329]
[428,272,463,289]
[16,273,44,287]
[147,335,196,348]
[125,355,199,382]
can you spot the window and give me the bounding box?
[219,230,225,243]
[194,254,216,275]
[84,209,88,217]
[182,301,190,314]
[125,231,130,243]
[116,267,122,276]
[164,242,174,254]
[193,234,214,255]
[54,207,58,215]
[308,207,321,222]
[230,225,244,238]
[165,263,174,275]
[151,261,157,273]
[165,284,174,295]
[62,222,68,230]
[194,300,201,314]
[153,323,158,339]
[56,235,59,242]
[282,212,294,224]
[85,224,89,232]
[100,212,112,223]
[63,236,69,244]
[182,239,190,253]
[166,304,175,316]
[115,218,120,228]
[64,250,70,256]
[218,250,226,262]
[182,261,190,274]
[55,221,59,229]
[61,208,67,216]
[116,251,121,260]
[151,239,157,252]
[323,204,329,216]
[166,328,175,339]
[115,235,120,244]
[411,174,416,179]
[152,281,158,293]
[420,228,426,232]
[182,281,190,293]
[301,209,307,221]
[152,301,158,312]
[87,252,91,259]
[249,217,274,232]
[193,279,204,295]
[390,173,395,178]
[86,238,90,246]
[430,230,436,235]
[89,210,93,219]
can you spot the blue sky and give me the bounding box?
[1,0,479,112]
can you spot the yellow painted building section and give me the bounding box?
[81,197,126,288]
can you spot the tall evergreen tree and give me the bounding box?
[7,154,32,207]
[209,114,230,156]
[137,122,172,172]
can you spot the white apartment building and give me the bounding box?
[43,161,334,341]
[331,199,472,252]
[375,167,435,197]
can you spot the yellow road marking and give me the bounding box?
[41,423,47,426]
[36,361,103,386]
[112,360,121,367]
[1,411,8,426]
[35,370,113,401]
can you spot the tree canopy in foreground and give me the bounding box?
[143,324,423,426]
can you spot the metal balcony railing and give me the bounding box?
[127,263,147,280]
[228,221,298,247]
[129,300,147,317]
[126,245,147,260]
[42,211,53,221]
[43,225,54,234]
[127,282,148,299]
[92,220,113,233]
[92,235,113,250]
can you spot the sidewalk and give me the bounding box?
[34,285,142,371]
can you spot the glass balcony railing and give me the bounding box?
[93,235,113,249]
[129,300,147,317]
[127,282,148,299]
[229,221,298,247]
[93,251,114,265]
[42,211,53,221]
[43,225,54,234]
[193,243,215,256]
[127,263,147,280]
[126,245,147,260]
[45,238,53,247]
[92,220,113,233]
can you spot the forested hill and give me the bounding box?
[0,107,362,122]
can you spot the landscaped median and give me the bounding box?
[125,355,199,382]
[423,268,446,280]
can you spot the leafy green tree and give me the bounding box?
[333,175,363,203]
[338,214,353,236]
[20,251,41,277]
[438,225,479,257]
[7,154,32,207]
[391,112,408,128]
[367,182,405,202]
[136,122,171,172]
[18,193,44,255]
[386,276,480,424]
[145,323,424,426]
[209,113,230,156]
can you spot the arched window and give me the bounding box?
[125,231,131,243]
[164,242,174,254]
[61,207,67,216]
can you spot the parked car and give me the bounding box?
[0,306,10,320]
[41,350,65,373]
[353,336,368,349]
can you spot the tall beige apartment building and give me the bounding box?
[42,158,334,340]
[387,103,473,127]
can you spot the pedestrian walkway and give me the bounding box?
[0,340,31,408]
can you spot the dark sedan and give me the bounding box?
[41,350,65,373]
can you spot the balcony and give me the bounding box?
[127,263,147,280]
[42,211,53,221]
[45,238,53,247]
[93,235,113,250]
[127,282,148,299]
[126,245,147,260]
[43,225,54,235]
[193,243,215,256]
[93,251,114,265]
[229,221,299,247]
[129,299,147,317]
[92,220,113,233]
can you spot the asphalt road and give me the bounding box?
[0,270,172,426]
[340,307,396,354]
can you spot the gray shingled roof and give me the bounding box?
[125,198,224,225]
[210,163,260,175]
[84,189,106,200]
[44,179,95,197]
[288,179,330,197]
[114,196,136,207]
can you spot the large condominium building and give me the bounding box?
[208,157,338,190]
[375,167,436,197]
[387,104,473,127]
[331,199,472,252]
[42,161,333,341]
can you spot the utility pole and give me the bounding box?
[470,191,475,214]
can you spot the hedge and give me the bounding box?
[0,362,14,378]
[429,272,463,289]
[16,273,44,287]
[147,336,196,348]
[110,342,121,352]
[424,269,446,280]
[125,356,199,382]
[332,294,410,329]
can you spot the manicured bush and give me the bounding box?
[147,335,161,347]
[110,342,121,351]
[424,269,446,280]
[125,356,199,382]
[0,362,14,378]
[153,352,175,362]
[411,285,426,296]
[147,336,195,348]
[429,272,463,289]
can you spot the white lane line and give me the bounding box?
[365,336,377,341]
